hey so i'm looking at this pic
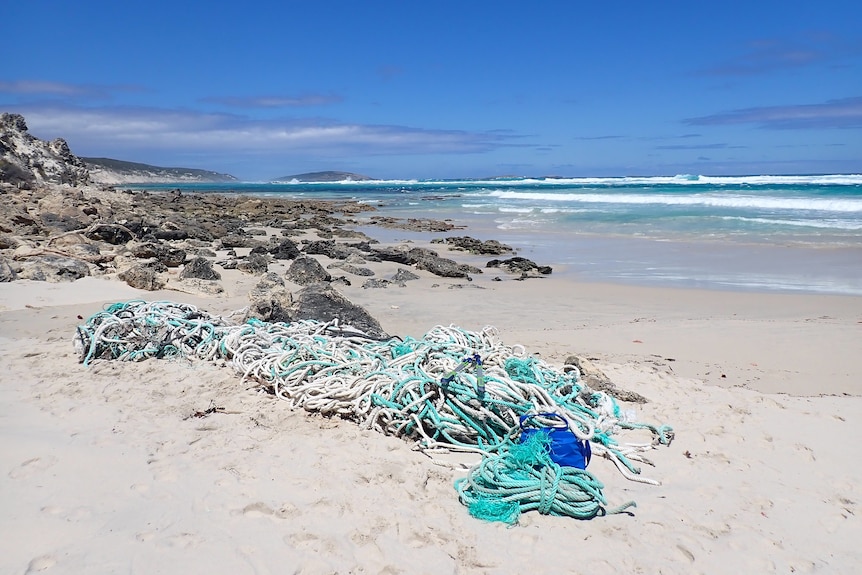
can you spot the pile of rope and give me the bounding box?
[456,431,637,523]
[74,300,674,522]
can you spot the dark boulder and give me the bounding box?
[286,256,331,285]
[180,257,221,281]
[85,223,134,245]
[487,256,552,276]
[130,242,186,268]
[433,236,514,255]
[303,239,356,260]
[367,246,479,279]
[118,264,166,291]
[237,253,269,275]
[17,255,90,282]
[287,283,389,340]
[270,238,301,260]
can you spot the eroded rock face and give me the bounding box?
[0,113,90,186]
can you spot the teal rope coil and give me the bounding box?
[455,432,637,524]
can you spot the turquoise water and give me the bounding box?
[133,174,862,295]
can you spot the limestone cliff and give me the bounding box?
[0,113,90,187]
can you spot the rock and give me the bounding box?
[0,257,17,282]
[303,239,356,260]
[0,113,90,186]
[368,246,480,279]
[413,251,479,279]
[237,253,269,274]
[84,223,134,245]
[130,241,162,259]
[367,215,462,232]
[219,233,262,249]
[486,256,552,276]
[245,273,294,322]
[362,279,391,289]
[433,236,514,255]
[17,255,90,282]
[169,277,225,296]
[564,355,648,404]
[327,262,375,276]
[152,229,189,241]
[130,241,186,268]
[286,256,331,285]
[161,248,187,268]
[287,283,390,340]
[39,211,90,234]
[118,264,166,290]
[180,257,221,280]
[216,258,238,270]
[248,271,285,299]
[392,268,420,282]
[0,234,22,250]
[269,238,301,260]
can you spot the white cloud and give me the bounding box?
[11,104,513,156]
[684,96,862,129]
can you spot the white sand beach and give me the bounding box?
[2,245,861,575]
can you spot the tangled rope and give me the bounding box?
[456,431,637,523]
[74,300,674,522]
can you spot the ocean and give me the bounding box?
[133,174,862,295]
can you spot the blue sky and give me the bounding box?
[4,0,861,180]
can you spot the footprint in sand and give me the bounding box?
[8,455,58,479]
[26,555,57,573]
[237,501,275,518]
[283,531,336,554]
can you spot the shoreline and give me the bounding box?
[2,184,861,573]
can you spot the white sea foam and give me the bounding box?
[488,191,862,213]
[340,174,862,187]
[721,216,862,230]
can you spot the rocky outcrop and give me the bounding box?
[368,246,481,279]
[486,256,552,278]
[0,113,90,187]
[432,236,514,255]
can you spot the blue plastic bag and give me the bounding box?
[519,413,592,469]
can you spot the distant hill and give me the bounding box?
[83,157,238,185]
[273,171,374,182]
